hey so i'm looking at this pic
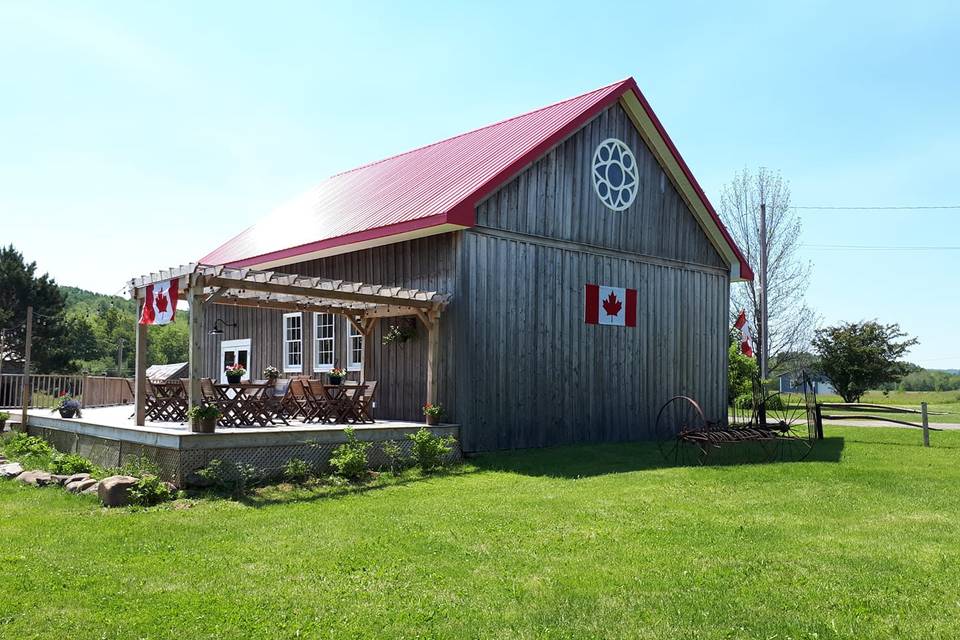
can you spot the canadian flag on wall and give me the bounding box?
[138,280,179,326]
[584,284,637,327]
[734,309,755,357]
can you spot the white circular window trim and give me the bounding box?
[592,138,639,211]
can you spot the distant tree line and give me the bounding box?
[0,245,188,375]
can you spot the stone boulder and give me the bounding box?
[0,462,24,479]
[81,483,100,495]
[66,478,99,494]
[97,475,139,507]
[65,473,92,485]
[17,470,53,486]
[51,474,71,486]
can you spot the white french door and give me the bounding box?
[219,339,252,383]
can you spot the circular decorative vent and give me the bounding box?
[592,138,638,211]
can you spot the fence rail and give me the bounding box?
[0,374,133,410]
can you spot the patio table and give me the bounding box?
[151,380,187,422]
[213,382,279,427]
[322,384,366,424]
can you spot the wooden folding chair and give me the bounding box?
[290,379,324,422]
[356,380,378,423]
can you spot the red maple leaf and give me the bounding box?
[602,291,622,317]
[155,290,169,314]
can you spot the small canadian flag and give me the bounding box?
[139,279,179,326]
[584,284,637,327]
[734,309,755,357]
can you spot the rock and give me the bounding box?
[51,474,71,485]
[97,475,138,507]
[81,483,100,495]
[66,478,98,493]
[17,470,53,486]
[0,462,24,479]
[65,473,91,485]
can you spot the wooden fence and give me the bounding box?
[0,374,133,409]
[818,401,941,447]
[83,376,134,407]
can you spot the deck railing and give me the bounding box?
[0,374,133,409]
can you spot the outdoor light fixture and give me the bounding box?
[209,319,237,336]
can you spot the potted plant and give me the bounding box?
[328,367,347,386]
[187,404,220,433]
[52,393,82,419]
[0,411,9,431]
[382,320,417,345]
[422,402,444,426]
[263,366,280,383]
[225,363,246,384]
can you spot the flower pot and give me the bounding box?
[191,415,217,433]
[425,414,439,426]
[59,407,77,419]
[329,376,343,386]
[226,375,243,384]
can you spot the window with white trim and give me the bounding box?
[347,321,363,371]
[313,312,335,372]
[282,313,303,373]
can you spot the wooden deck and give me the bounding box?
[22,406,460,486]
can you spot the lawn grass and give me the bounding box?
[2,427,960,639]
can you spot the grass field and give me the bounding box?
[2,427,960,639]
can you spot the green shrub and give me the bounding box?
[195,459,260,496]
[5,433,53,459]
[407,427,455,472]
[734,393,785,412]
[50,453,94,475]
[327,428,370,480]
[118,455,161,478]
[0,411,10,422]
[380,439,406,474]
[282,458,312,484]
[128,475,172,506]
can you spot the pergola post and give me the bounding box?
[187,279,203,411]
[424,311,440,406]
[134,299,148,426]
[360,318,376,384]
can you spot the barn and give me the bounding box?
[188,76,752,453]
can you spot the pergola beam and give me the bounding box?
[202,276,437,309]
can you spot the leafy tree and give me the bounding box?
[812,321,918,403]
[0,245,73,372]
[728,333,758,405]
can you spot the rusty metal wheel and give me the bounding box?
[655,396,707,465]
[763,392,813,462]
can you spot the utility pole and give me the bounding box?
[20,306,33,431]
[758,201,769,380]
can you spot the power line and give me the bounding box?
[793,205,960,210]
[801,243,960,251]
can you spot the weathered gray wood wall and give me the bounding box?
[201,234,460,422]
[457,101,731,451]
[476,102,727,270]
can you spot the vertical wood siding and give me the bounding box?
[456,230,729,451]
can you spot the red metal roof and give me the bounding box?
[201,78,753,280]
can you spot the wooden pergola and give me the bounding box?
[128,264,449,426]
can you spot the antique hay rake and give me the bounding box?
[654,374,817,465]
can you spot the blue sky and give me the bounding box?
[1,1,957,368]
